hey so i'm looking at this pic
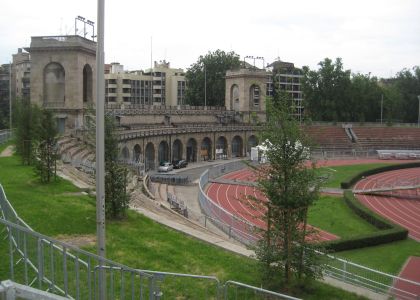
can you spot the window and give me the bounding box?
[250,85,260,107]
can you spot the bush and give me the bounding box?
[340,162,420,189]
[321,191,408,252]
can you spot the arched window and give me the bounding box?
[230,84,239,111]
[231,136,243,157]
[83,64,93,103]
[44,62,65,103]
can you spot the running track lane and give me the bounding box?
[393,256,420,299]
[206,169,338,242]
[354,167,420,241]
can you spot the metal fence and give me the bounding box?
[0,129,12,145]
[0,183,297,299]
[198,161,420,299]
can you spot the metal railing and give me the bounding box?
[0,129,12,145]
[0,183,297,299]
[197,161,420,299]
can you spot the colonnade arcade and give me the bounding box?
[119,133,259,171]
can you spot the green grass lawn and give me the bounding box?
[319,163,397,188]
[308,195,378,238]
[0,154,367,299]
[335,239,420,275]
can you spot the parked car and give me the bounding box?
[158,162,173,172]
[172,159,188,169]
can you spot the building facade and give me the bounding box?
[105,60,186,107]
[11,49,31,101]
[268,60,304,121]
[27,35,97,132]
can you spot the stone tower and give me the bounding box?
[225,68,269,123]
[27,35,96,132]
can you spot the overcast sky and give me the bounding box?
[1,0,419,77]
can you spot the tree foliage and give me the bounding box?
[252,91,322,290]
[184,50,241,106]
[104,115,129,219]
[302,58,352,122]
[33,109,58,183]
[303,58,420,124]
[14,98,41,165]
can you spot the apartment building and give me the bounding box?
[268,59,304,121]
[11,48,31,101]
[105,60,186,106]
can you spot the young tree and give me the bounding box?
[252,90,322,290]
[14,98,41,165]
[184,50,241,106]
[104,114,129,219]
[33,109,58,183]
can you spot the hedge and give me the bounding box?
[321,191,408,252]
[340,162,420,189]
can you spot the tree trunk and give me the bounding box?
[298,206,308,279]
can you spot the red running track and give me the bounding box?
[354,167,420,241]
[393,256,420,299]
[206,168,338,242]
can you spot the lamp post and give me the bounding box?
[96,0,106,299]
[380,94,383,125]
[204,63,206,108]
[9,62,12,131]
[417,95,420,127]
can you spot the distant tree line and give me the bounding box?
[302,58,420,123]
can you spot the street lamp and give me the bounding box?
[96,0,106,298]
[9,62,12,131]
[380,94,383,125]
[204,63,206,108]
[417,95,420,127]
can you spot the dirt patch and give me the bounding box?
[0,145,14,157]
[55,234,96,248]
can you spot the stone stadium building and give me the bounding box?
[7,34,420,171]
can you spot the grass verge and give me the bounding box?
[319,163,397,188]
[0,154,368,299]
[308,195,378,238]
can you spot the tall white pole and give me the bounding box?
[9,62,12,131]
[380,94,383,125]
[417,95,420,128]
[204,64,206,108]
[96,0,106,298]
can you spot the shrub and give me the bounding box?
[321,191,408,252]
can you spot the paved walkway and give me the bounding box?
[0,145,14,157]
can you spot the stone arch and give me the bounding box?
[121,146,129,161]
[201,137,212,161]
[43,62,65,103]
[249,84,260,109]
[216,136,228,159]
[172,139,183,161]
[145,142,155,171]
[247,135,258,154]
[133,144,142,163]
[158,140,170,163]
[83,64,93,103]
[186,138,197,162]
[231,135,243,157]
[230,84,240,111]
